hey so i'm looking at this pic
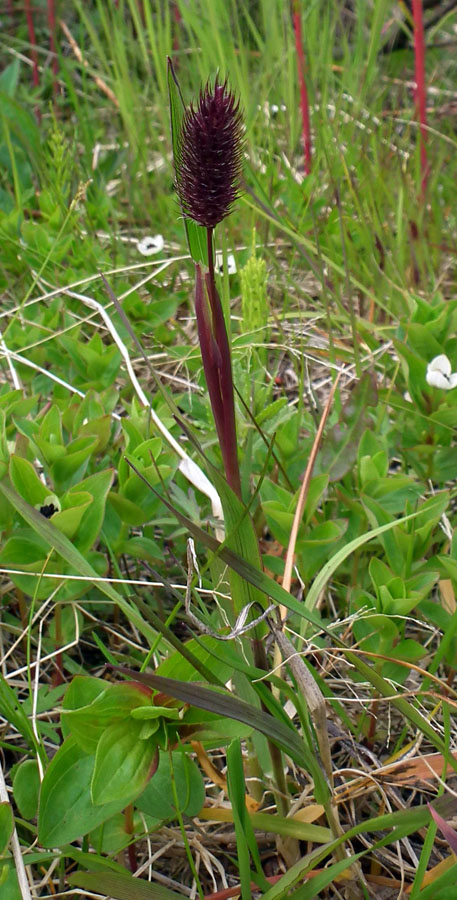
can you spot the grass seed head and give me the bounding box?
[176,77,244,228]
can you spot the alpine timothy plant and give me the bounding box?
[171,63,244,498]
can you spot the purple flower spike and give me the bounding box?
[176,78,244,228]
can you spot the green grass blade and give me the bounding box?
[69,870,183,900]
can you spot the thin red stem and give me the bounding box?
[194,231,241,498]
[412,0,429,196]
[172,1,182,53]
[124,804,137,872]
[206,231,241,498]
[292,0,312,176]
[24,0,39,89]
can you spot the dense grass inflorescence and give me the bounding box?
[176,76,245,228]
[1,2,457,898]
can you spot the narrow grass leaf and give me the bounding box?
[68,870,184,900]
[226,740,254,898]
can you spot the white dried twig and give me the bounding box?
[185,539,275,639]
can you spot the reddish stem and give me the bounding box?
[24,0,39,89]
[172,1,182,53]
[124,804,137,872]
[412,0,428,196]
[292,0,312,176]
[194,230,241,499]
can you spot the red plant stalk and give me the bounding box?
[47,0,59,93]
[24,0,39,89]
[292,0,312,176]
[412,0,428,195]
[172,1,182,54]
[175,73,244,498]
[195,235,241,499]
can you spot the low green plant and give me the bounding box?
[2,2,457,897]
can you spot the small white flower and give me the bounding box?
[215,252,237,276]
[404,391,412,403]
[426,354,457,390]
[137,234,164,256]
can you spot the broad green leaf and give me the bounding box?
[130,706,180,720]
[89,810,144,854]
[67,469,113,552]
[9,455,49,506]
[118,535,162,564]
[91,718,158,806]
[0,803,13,856]
[12,760,40,820]
[62,678,152,753]
[51,494,92,540]
[39,403,62,444]
[108,491,150,526]
[0,533,50,573]
[0,860,21,900]
[51,436,97,492]
[38,737,129,847]
[0,60,20,97]
[155,635,234,684]
[117,669,329,800]
[136,751,204,821]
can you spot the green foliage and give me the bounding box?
[0,804,13,857]
[2,1,457,896]
[38,675,208,847]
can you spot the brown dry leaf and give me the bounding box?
[405,853,456,893]
[377,752,457,785]
[292,804,326,824]
[335,751,457,805]
[439,578,456,615]
[192,741,260,812]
